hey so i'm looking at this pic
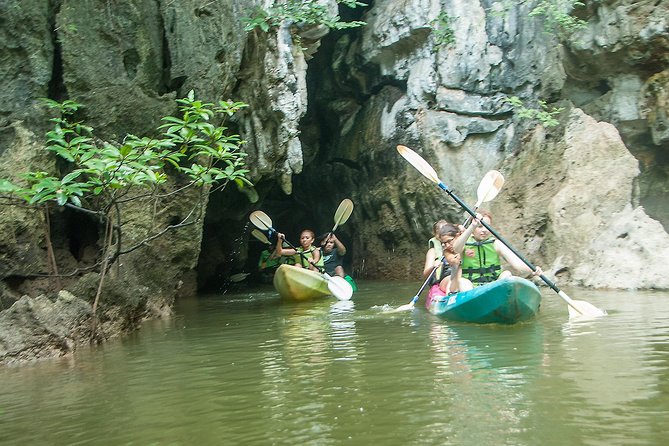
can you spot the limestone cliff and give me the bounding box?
[0,0,668,363]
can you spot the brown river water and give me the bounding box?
[1,281,668,445]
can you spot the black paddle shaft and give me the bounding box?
[251,212,321,271]
[438,183,560,294]
[411,258,442,304]
[274,230,324,272]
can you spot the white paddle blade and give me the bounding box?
[569,300,607,319]
[251,229,270,245]
[391,302,415,312]
[250,210,272,231]
[476,170,505,205]
[326,275,354,301]
[333,198,354,231]
[397,145,442,184]
[560,291,607,318]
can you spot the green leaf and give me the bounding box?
[0,179,19,193]
[56,192,67,206]
[62,171,83,183]
[70,195,82,207]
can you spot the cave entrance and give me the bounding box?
[195,178,347,293]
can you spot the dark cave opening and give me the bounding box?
[64,207,100,263]
[194,11,369,294]
[47,2,66,102]
[195,176,358,294]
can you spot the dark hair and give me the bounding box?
[432,219,448,234]
[301,229,316,239]
[437,223,460,238]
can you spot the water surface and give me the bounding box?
[1,281,668,445]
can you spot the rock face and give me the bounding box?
[300,0,669,285]
[0,0,668,362]
[0,291,92,364]
[495,109,669,289]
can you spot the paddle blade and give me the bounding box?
[561,292,607,318]
[250,210,273,231]
[476,170,505,205]
[230,273,250,283]
[326,275,354,301]
[333,198,354,232]
[397,145,442,184]
[251,229,270,245]
[391,302,416,312]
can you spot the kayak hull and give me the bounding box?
[426,277,541,324]
[273,264,331,301]
[344,275,358,292]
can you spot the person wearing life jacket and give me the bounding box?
[434,223,474,294]
[423,220,452,286]
[452,210,542,286]
[258,244,281,283]
[275,229,324,272]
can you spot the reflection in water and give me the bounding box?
[329,300,359,362]
[1,284,669,445]
[257,299,363,444]
[426,321,546,444]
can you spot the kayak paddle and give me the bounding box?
[322,198,354,245]
[332,198,354,233]
[393,256,444,312]
[463,170,504,226]
[397,144,606,318]
[251,228,271,245]
[249,210,354,301]
[393,169,505,312]
[230,272,250,282]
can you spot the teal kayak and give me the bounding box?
[425,277,541,324]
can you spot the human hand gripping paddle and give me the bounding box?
[392,170,505,312]
[397,144,606,318]
[249,210,354,301]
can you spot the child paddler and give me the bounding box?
[320,233,358,291]
[422,220,451,285]
[452,210,542,286]
[435,223,473,294]
[275,229,324,272]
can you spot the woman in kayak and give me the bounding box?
[436,223,473,294]
[422,219,449,285]
[275,229,324,272]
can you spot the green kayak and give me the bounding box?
[273,264,331,301]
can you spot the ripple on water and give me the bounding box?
[2,285,669,445]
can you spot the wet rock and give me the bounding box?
[0,291,92,365]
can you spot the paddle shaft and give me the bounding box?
[411,257,443,304]
[254,218,313,268]
[436,182,561,295]
[279,236,316,269]
[462,208,479,227]
[323,199,354,245]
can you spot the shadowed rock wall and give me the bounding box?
[300,0,669,288]
[1,0,668,363]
